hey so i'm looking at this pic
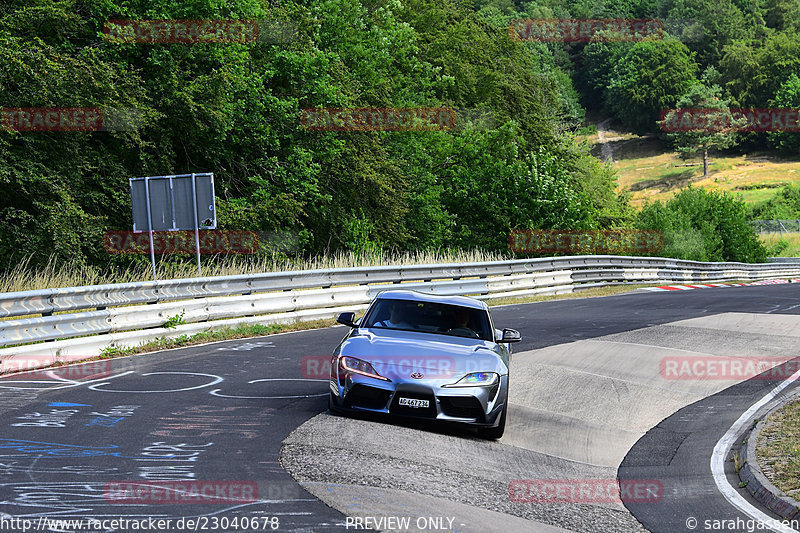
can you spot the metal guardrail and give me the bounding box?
[2,255,800,368]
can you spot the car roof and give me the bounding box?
[373,289,488,310]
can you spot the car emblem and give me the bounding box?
[410,372,424,379]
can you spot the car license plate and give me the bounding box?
[398,397,429,408]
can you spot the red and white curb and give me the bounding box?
[644,279,800,292]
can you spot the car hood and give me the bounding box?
[337,328,507,380]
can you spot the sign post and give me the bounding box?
[130,173,216,280]
[142,176,157,280]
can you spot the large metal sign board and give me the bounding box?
[129,172,216,280]
[130,173,216,232]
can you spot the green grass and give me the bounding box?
[759,233,800,257]
[12,277,800,378]
[736,188,788,205]
[81,283,666,360]
[96,319,338,359]
[755,398,800,497]
[616,150,800,208]
[487,283,662,306]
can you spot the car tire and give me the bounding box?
[328,392,341,415]
[479,398,507,440]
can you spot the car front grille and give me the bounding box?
[439,396,484,420]
[344,384,392,410]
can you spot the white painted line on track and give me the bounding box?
[209,378,329,399]
[711,368,800,532]
[0,371,135,391]
[87,372,223,393]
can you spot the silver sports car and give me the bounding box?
[328,289,521,439]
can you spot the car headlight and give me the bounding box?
[443,372,499,387]
[339,356,390,381]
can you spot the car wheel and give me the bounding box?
[478,398,507,440]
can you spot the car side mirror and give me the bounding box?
[337,312,357,328]
[499,328,521,343]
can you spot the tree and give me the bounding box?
[605,38,699,133]
[660,82,740,179]
[767,74,800,154]
[431,126,595,251]
[765,0,800,31]
[0,0,625,273]
[719,33,800,106]
[574,39,627,110]
[751,184,800,220]
[659,0,754,66]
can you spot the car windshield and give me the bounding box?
[362,298,492,341]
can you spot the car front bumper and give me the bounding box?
[329,373,508,427]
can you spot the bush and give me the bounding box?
[636,186,768,262]
[662,227,710,261]
[751,184,800,220]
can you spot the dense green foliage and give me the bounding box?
[604,38,698,133]
[479,0,800,152]
[0,0,634,272]
[751,184,800,220]
[767,74,800,154]
[0,0,779,274]
[637,187,768,262]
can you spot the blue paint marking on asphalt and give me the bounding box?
[48,402,90,407]
[0,439,194,460]
[85,416,125,427]
[0,439,143,458]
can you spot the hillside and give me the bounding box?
[583,127,800,208]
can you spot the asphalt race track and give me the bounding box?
[0,330,350,533]
[2,284,800,532]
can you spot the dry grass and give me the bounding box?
[583,127,800,208]
[616,151,800,208]
[755,398,800,497]
[759,233,800,257]
[0,248,510,293]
